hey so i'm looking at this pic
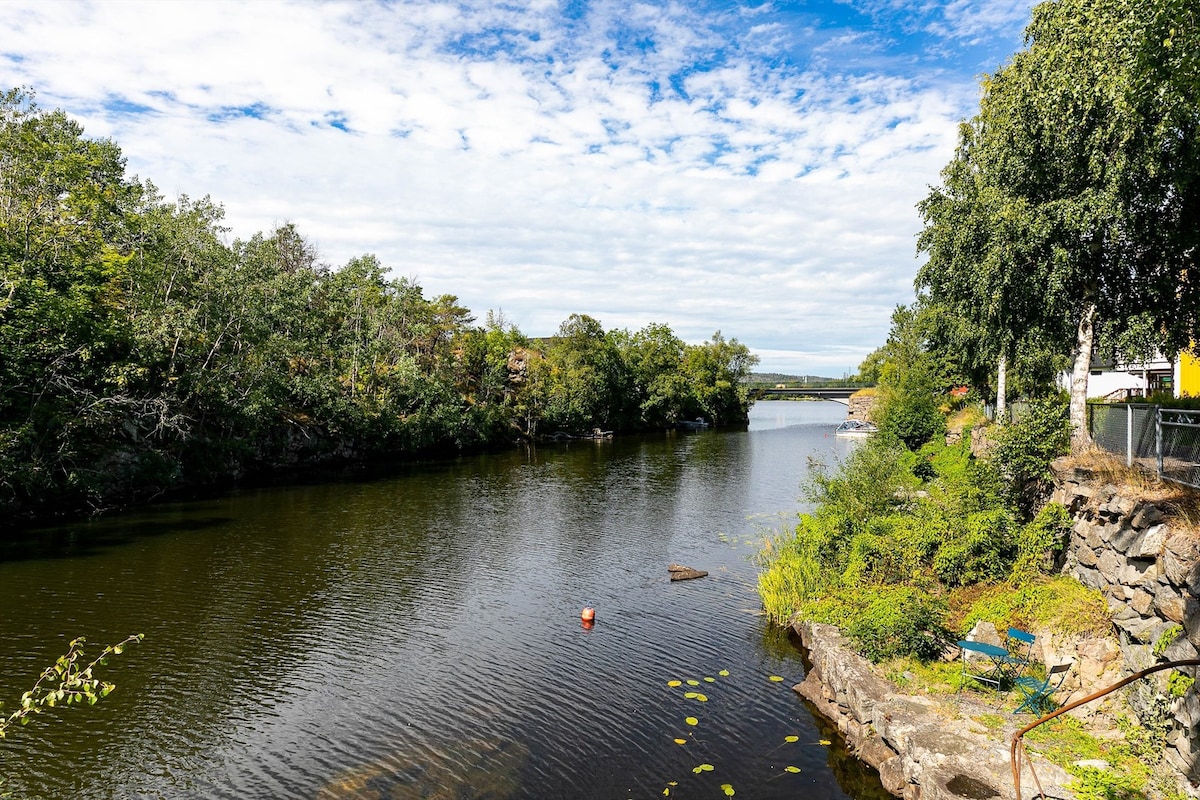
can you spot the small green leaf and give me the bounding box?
[692,763,715,773]
[685,716,699,726]
[686,679,700,686]
[667,680,682,687]
[785,765,801,773]
[768,675,784,682]
[721,784,735,796]
[718,669,730,677]
[784,735,799,743]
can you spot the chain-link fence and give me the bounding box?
[1087,404,1159,467]
[1157,409,1200,489]
[1088,404,1200,488]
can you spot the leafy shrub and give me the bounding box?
[875,388,946,450]
[831,585,949,662]
[989,395,1070,516]
[932,508,1017,586]
[1010,502,1071,579]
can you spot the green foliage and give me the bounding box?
[989,395,1071,515]
[932,508,1017,586]
[1167,671,1194,698]
[0,634,143,739]
[868,305,948,450]
[0,91,762,521]
[1152,625,1183,659]
[814,586,949,662]
[951,576,1110,638]
[1068,765,1150,800]
[1010,502,1071,579]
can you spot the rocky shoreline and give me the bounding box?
[793,621,1075,800]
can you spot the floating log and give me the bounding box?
[668,563,708,581]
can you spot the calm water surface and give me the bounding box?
[0,401,888,800]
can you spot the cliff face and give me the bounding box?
[1050,459,1200,786]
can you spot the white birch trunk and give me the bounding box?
[996,351,1008,422]
[1069,300,1097,452]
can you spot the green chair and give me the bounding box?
[1013,662,1072,714]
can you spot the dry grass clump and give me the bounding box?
[1059,449,1200,532]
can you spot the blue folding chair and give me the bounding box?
[1001,628,1036,679]
[1013,663,1072,714]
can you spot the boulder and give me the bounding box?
[667,563,708,581]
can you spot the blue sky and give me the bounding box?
[0,0,1036,375]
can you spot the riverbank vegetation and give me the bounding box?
[760,0,1200,648]
[0,89,757,523]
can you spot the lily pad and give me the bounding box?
[674,738,687,745]
[768,675,785,682]
[784,735,799,743]
[718,669,730,677]
[684,692,699,699]
[721,784,735,796]
[685,716,699,726]
[785,765,801,774]
[686,679,701,686]
[667,680,682,688]
[692,763,715,774]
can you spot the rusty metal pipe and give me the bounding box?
[1010,658,1200,800]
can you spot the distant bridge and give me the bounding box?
[748,386,870,405]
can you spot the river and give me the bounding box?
[0,400,888,799]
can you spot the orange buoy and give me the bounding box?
[581,606,595,622]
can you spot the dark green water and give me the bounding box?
[0,401,889,799]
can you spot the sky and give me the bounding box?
[0,0,1037,376]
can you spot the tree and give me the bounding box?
[682,331,759,426]
[916,0,1200,449]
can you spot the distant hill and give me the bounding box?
[748,372,838,385]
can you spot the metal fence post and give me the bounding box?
[1157,406,1164,481]
[1126,404,1133,467]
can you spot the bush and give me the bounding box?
[990,395,1070,516]
[875,388,946,450]
[805,585,949,662]
[932,508,1017,586]
[1010,502,1071,579]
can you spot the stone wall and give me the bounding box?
[1050,459,1200,789]
[846,390,877,422]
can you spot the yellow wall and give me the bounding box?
[1181,351,1200,397]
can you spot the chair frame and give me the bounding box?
[1000,627,1036,680]
[1013,662,1072,714]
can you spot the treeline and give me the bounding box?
[0,89,757,521]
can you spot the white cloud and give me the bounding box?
[0,0,1030,374]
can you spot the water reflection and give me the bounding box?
[0,401,883,799]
